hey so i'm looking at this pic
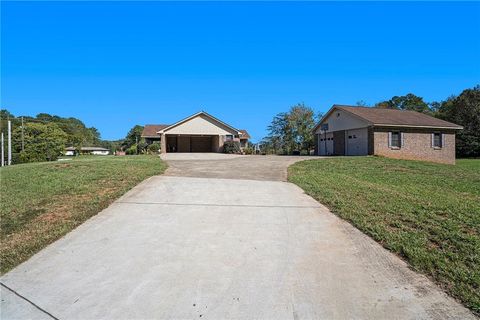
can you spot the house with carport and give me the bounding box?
[141,111,250,153]
[313,105,463,164]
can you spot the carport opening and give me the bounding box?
[166,135,215,153]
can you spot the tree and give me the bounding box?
[375,93,430,113]
[264,103,317,154]
[122,125,144,150]
[267,112,293,154]
[288,103,316,152]
[13,122,67,163]
[436,86,480,157]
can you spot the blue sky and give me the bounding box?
[2,1,479,142]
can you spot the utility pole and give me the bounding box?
[7,120,12,165]
[1,132,4,167]
[21,116,25,152]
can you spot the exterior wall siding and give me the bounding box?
[373,127,456,164]
[315,109,370,134]
[166,114,237,135]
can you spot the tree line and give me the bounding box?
[261,85,479,157]
[1,85,478,164]
[0,110,118,164]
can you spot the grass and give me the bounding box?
[288,157,480,313]
[0,155,167,274]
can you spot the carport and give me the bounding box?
[158,111,240,153]
[166,135,219,153]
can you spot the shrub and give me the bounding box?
[147,142,161,154]
[126,144,138,155]
[244,147,254,155]
[223,141,241,154]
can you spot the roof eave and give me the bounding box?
[313,105,374,132]
[373,124,463,130]
[158,111,241,134]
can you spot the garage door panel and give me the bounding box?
[191,137,212,152]
[346,128,368,156]
[177,136,191,152]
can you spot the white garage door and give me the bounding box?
[318,133,334,156]
[345,128,368,156]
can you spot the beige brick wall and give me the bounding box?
[373,127,457,164]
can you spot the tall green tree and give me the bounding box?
[265,103,317,154]
[375,93,430,113]
[267,112,292,154]
[122,125,144,151]
[288,103,316,152]
[436,86,480,157]
[13,122,68,163]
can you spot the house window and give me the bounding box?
[433,132,442,148]
[390,131,401,148]
[226,135,233,141]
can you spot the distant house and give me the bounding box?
[65,147,110,156]
[313,105,463,164]
[141,111,250,153]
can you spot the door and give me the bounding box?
[346,128,368,156]
[318,133,334,156]
[191,136,212,152]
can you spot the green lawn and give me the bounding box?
[288,157,480,313]
[0,155,167,274]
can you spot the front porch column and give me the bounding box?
[160,133,167,153]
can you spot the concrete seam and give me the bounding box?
[115,201,321,209]
[0,282,60,320]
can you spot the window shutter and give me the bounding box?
[401,132,405,147]
[431,133,434,148]
[442,133,446,148]
[388,132,392,148]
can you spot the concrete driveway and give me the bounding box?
[1,154,475,319]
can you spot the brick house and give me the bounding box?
[313,105,463,164]
[141,111,250,153]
